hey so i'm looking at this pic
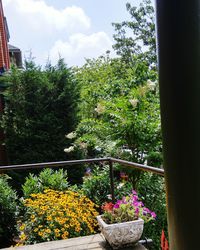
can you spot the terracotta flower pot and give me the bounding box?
[97,215,144,249]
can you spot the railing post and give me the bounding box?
[109,159,115,203]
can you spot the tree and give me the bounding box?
[112,0,156,67]
[1,59,79,164]
[66,55,161,168]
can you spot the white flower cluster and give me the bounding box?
[64,146,74,153]
[65,132,77,139]
[129,99,139,108]
[94,103,105,114]
[147,79,157,90]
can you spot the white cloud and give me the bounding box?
[49,32,114,66]
[4,0,90,34]
[3,0,115,66]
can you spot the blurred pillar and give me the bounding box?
[156,0,200,249]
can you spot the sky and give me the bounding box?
[3,0,141,67]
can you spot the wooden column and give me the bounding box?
[156,0,200,249]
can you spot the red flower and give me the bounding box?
[102,202,114,212]
[161,230,169,250]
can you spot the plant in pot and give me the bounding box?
[97,190,156,249]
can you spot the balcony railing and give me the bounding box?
[0,157,164,203]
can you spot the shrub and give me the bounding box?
[22,168,69,198]
[0,175,18,248]
[81,166,110,206]
[81,166,133,207]
[137,173,167,249]
[17,190,98,245]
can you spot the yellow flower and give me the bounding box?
[45,228,51,234]
[54,228,60,233]
[21,189,98,242]
[20,233,26,241]
[47,216,52,221]
[19,224,25,231]
[62,232,68,239]
[38,231,43,237]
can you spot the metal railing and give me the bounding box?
[0,157,164,203]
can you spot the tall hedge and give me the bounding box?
[1,59,79,164]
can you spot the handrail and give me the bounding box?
[110,157,164,176]
[0,157,165,203]
[0,157,109,171]
[0,157,164,175]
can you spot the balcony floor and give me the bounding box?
[2,234,147,250]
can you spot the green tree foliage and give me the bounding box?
[0,175,18,248]
[1,58,79,164]
[66,55,161,166]
[112,0,156,66]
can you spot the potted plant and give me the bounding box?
[97,190,156,249]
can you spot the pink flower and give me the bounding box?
[151,212,157,219]
[132,190,137,195]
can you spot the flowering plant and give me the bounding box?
[17,189,98,245]
[101,190,156,224]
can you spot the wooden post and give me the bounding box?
[156,0,200,249]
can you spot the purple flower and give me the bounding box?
[113,203,120,209]
[132,190,137,195]
[102,191,156,223]
[143,207,151,213]
[132,195,138,202]
[133,201,144,207]
[85,168,91,176]
[133,201,139,207]
[151,212,157,219]
[113,199,123,209]
[139,201,144,207]
[122,197,127,203]
[135,207,139,215]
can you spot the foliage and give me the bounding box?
[74,54,156,120]
[112,0,156,66]
[101,190,156,224]
[81,166,110,206]
[17,189,99,245]
[1,58,79,165]
[68,55,161,167]
[137,173,167,249]
[22,168,69,198]
[99,82,161,164]
[0,175,18,247]
[81,166,133,207]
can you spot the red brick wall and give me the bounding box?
[0,1,9,164]
[0,0,10,69]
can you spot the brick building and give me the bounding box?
[0,0,22,164]
[0,0,10,72]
